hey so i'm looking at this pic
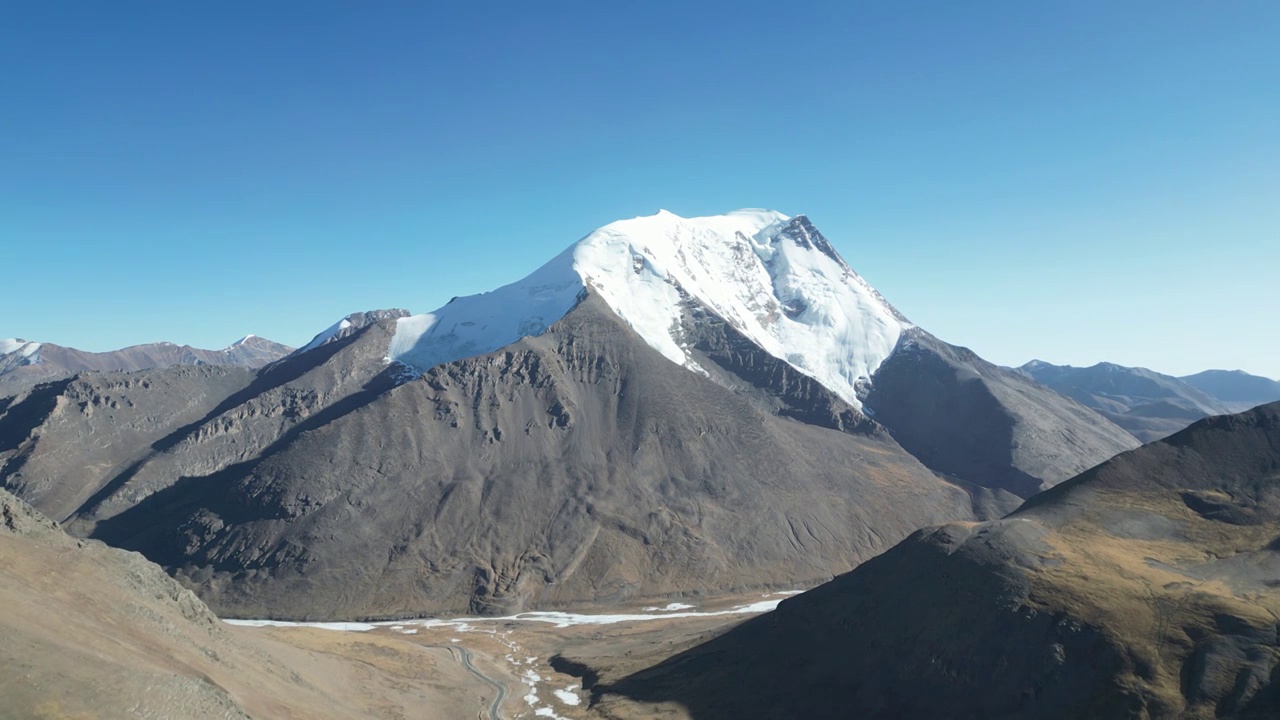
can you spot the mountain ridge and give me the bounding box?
[0,334,294,394]
[1020,359,1280,442]
[600,400,1280,719]
[1181,368,1280,413]
[1,209,1139,620]
[385,209,907,412]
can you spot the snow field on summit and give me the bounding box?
[383,209,908,410]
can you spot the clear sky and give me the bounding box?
[2,2,1277,378]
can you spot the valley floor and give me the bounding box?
[225,591,802,720]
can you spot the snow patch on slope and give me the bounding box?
[299,319,352,353]
[0,339,42,360]
[224,593,799,631]
[386,249,586,375]
[386,209,908,408]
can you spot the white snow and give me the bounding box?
[0,339,42,360]
[226,594,799,720]
[641,602,696,611]
[298,318,352,353]
[223,619,379,631]
[400,599,788,630]
[385,246,586,376]
[224,593,797,633]
[385,209,907,408]
[553,685,582,706]
[523,668,542,705]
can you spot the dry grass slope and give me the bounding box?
[599,402,1280,719]
[0,489,484,720]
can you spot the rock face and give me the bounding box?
[0,210,1140,620]
[0,334,293,394]
[1182,369,1280,413]
[867,333,1141,498]
[6,295,975,619]
[1021,359,1236,442]
[602,401,1280,720]
[295,308,411,353]
[0,489,481,719]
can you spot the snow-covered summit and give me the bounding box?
[0,338,42,360]
[386,209,909,409]
[298,309,412,354]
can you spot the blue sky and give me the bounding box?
[2,2,1277,377]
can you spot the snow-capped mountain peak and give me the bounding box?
[0,338,42,362]
[298,309,412,354]
[385,210,908,409]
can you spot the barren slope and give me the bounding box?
[0,210,1143,623]
[602,402,1280,719]
[866,330,1141,497]
[86,294,976,619]
[0,489,485,720]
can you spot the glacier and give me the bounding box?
[381,209,908,410]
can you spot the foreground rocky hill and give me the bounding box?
[0,489,482,719]
[602,401,1280,719]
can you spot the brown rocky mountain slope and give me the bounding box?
[0,488,487,720]
[122,296,991,618]
[602,401,1280,719]
[1,288,1136,621]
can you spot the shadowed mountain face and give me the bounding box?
[868,335,1140,498]
[2,295,977,619]
[601,402,1280,720]
[0,335,293,395]
[1019,360,1235,443]
[1182,369,1280,413]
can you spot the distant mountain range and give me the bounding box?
[0,334,293,393]
[1181,369,1280,412]
[601,400,1280,718]
[0,210,1139,619]
[1019,360,1280,442]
